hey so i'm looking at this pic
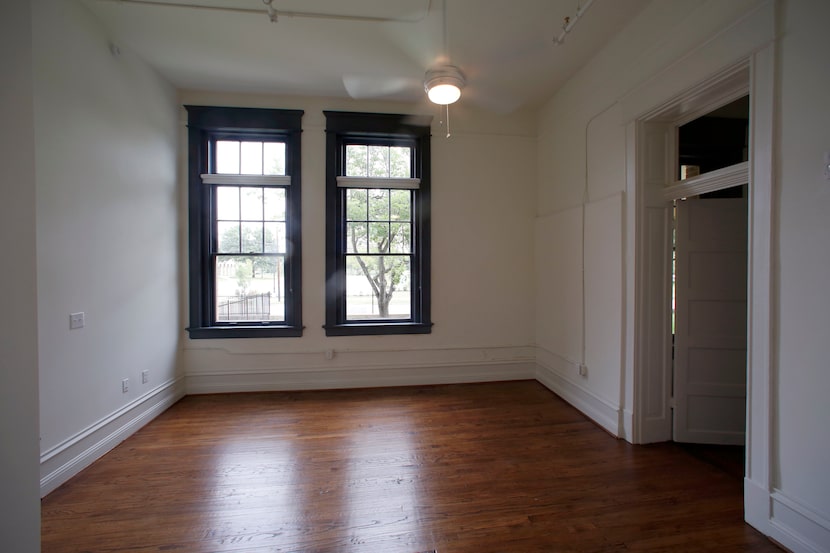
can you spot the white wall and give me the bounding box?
[12,0,829,549]
[535,0,830,550]
[0,2,41,550]
[774,0,830,545]
[535,0,765,436]
[178,91,538,392]
[33,0,182,494]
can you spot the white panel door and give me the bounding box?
[673,196,747,444]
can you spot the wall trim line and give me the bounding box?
[186,361,536,394]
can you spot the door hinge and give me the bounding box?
[669,396,676,409]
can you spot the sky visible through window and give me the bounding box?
[213,140,288,323]
[216,140,286,175]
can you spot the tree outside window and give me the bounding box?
[324,111,431,336]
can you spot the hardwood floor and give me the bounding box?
[675,443,746,481]
[41,381,781,553]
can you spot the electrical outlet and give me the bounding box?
[69,312,85,330]
[578,364,588,377]
[121,378,129,393]
[141,370,149,384]
[325,349,335,360]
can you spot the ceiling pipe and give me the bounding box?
[553,0,596,46]
[99,0,432,24]
[262,0,277,23]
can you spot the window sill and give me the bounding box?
[323,322,433,337]
[187,325,303,339]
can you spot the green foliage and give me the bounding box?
[234,260,253,293]
[342,144,414,317]
[219,222,281,297]
[346,145,411,178]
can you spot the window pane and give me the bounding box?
[264,222,285,253]
[217,222,240,253]
[241,222,262,253]
[263,142,285,175]
[240,141,263,175]
[215,255,285,322]
[346,223,368,253]
[390,189,411,221]
[240,187,263,220]
[368,145,389,177]
[390,147,411,177]
[368,189,389,220]
[390,223,411,254]
[346,255,411,320]
[677,95,749,180]
[346,145,368,177]
[216,186,239,220]
[216,141,240,174]
[346,189,367,221]
[263,188,285,221]
[368,223,390,253]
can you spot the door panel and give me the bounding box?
[673,196,747,444]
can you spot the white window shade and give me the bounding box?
[336,176,420,189]
[201,174,291,186]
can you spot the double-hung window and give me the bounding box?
[324,111,432,336]
[185,106,303,338]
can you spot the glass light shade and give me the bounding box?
[424,66,465,105]
[427,83,461,105]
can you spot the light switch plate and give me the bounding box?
[70,312,85,330]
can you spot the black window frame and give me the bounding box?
[185,105,304,339]
[324,111,432,336]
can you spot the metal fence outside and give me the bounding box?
[217,292,271,321]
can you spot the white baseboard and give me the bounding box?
[40,377,185,497]
[186,360,536,394]
[534,360,621,437]
[767,491,830,553]
[745,477,772,536]
[619,407,634,443]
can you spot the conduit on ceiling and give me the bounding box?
[95,0,432,24]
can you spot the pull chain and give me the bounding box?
[446,104,451,138]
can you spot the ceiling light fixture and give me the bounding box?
[424,66,465,105]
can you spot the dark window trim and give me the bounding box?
[323,111,432,336]
[185,105,304,339]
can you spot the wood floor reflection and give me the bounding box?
[41,381,781,552]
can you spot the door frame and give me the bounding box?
[625,48,775,532]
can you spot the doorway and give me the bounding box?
[628,61,755,447]
[627,40,776,537]
[672,97,750,447]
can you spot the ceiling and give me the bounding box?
[83,0,650,113]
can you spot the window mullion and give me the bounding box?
[186,106,303,338]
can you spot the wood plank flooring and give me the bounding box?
[41,381,781,552]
